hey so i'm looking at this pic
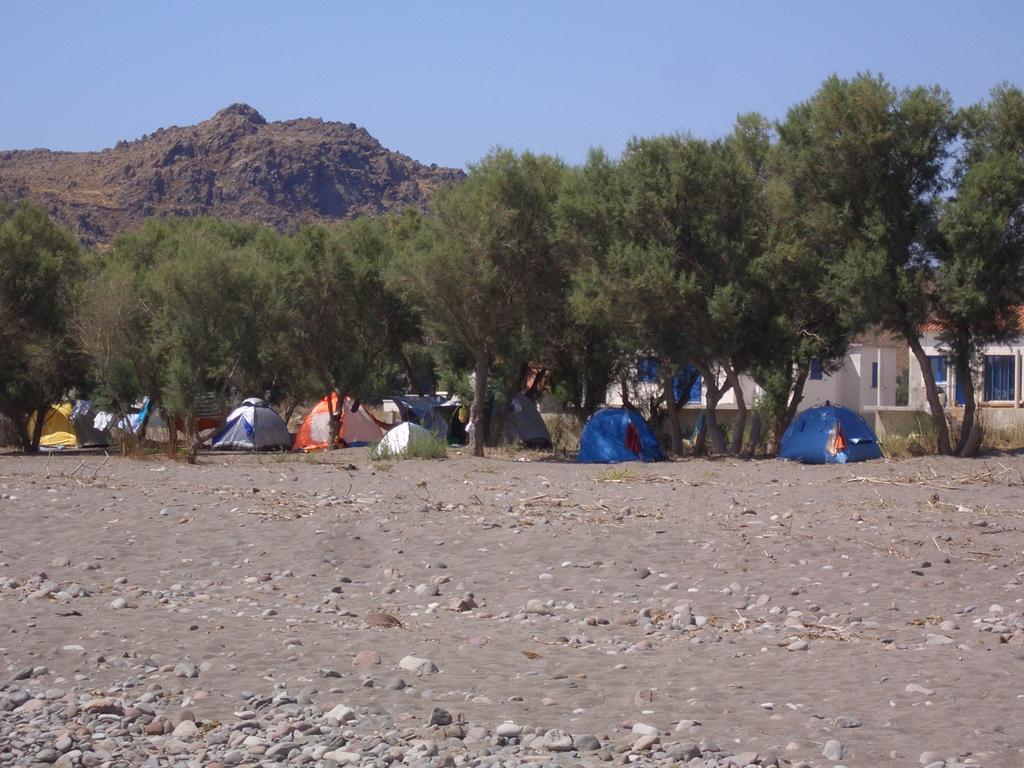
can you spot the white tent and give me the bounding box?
[211,398,291,451]
[370,421,439,459]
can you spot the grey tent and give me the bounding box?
[211,398,291,451]
[503,394,552,449]
[390,394,466,444]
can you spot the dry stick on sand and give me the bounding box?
[842,463,1023,492]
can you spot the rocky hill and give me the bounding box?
[0,104,464,245]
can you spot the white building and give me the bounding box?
[909,321,1024,427]
[606,342,898,430]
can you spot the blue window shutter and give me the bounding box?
[871,362,878,389]
[928,356,947,384]
[809,358,823,380]
[689,372,702,403]
[985,355,1015,401]
[637,356,659,383]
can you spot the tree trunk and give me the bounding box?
[960,417,983,457]
[954,337,978,456]
[138,404,151,441]
[324,384,340,449]
[163,408,178,458]
[662,374,683,458]
[13,413,33,453]
[400,350,423,396]
[28,405,47,453]
[725,367,747,456]
[185,418,199,464]
[771,365,809,455]
[284,399,299,426]
[956,365,980,456]
[697,365,731,456]
[619,373,633,410]
[907,334,953,455]
[470,351,488,458]
[581,372,596,418]
[741,414,762,459]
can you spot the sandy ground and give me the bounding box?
[2,449,1024,767]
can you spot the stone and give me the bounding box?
[574,734,601,751]
[787,638,809,652]
[398,655,438,674]
[496,722,523,738]
[82,698,124,716]
[540,729,574,752]
[633,688,654,706]
[323,750,361,765]
[905,683,935,696]
[430,707,453,726]
[633,734,660,751]
[631,723,659,738]
[822,739,844,761]
[835,716,862,728]
[172,720,199,739]
[173,663,199,678]
[324,704,357,723]
[364,612,403,628]
[352,650,381,667]
[525,599,550,615]
[448,596,477,612]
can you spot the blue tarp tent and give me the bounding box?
[578,408,666,464]
[778,405,883,464]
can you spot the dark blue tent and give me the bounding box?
[578,408,666,464]
[778,405,883,464]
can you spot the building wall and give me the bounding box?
[909,332,1024,414]
[606,345,897,417]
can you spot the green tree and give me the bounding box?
[72,260,148,451]
[579,129,770,456]
[0,202,88,451]
[756,114,861,451]
[932,84,1024,455]
[104,218,276,461]
[400,150,566,456]
[556,149,631,417]
[776,74,956,453]
[267,217,417,424]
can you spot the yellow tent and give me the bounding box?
[34,403,77,448]
[28,402,111,448]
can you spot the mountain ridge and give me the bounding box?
[0,104,464,245]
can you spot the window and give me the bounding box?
[673,365,702,404]
[870,362,878,389]
[637,356,659,383]
[809,358,823,380]
[928,355,947,384]
[984,355,1015,401]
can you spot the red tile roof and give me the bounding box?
[921,306,1024,334]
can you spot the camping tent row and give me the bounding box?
[217,399,882,462]
[576,404,882,465]
[210,394,390,452]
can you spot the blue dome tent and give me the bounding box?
[212,398,292,451]
[778,404,883,464]
[578,408,666,464]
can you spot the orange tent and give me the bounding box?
[293,393,390,451]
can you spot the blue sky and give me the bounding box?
[3,2,1022,169]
